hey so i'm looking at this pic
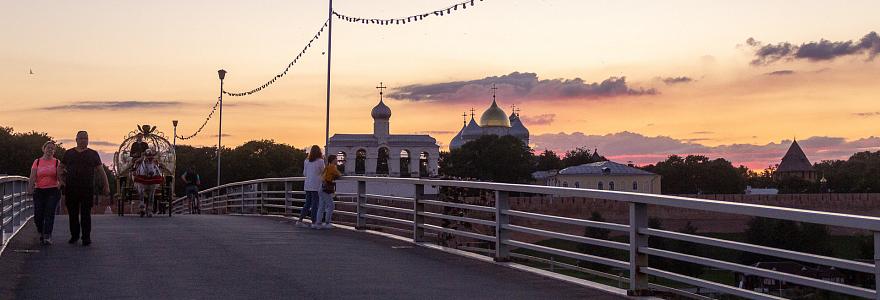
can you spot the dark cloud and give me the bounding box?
[691,131,714,135]
[40,101,181,111]
[854,112,880,117]
[531,131,880,169]
[683,138,712,143]
[210,134,233,137]
[386,72,656,103]
[519,114,555,125]
[659,76,694,85]
[765,70,795,76]
[57,139,116,147]
[747,31,880,65]
[412,130,457,135]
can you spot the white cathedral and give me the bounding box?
[327,83,440,178]
[450,87,530,149]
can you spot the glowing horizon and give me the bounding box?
[2,1,879,170]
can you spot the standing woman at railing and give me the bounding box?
[314,154,341,229]
[297,145,324,228]
[28,141,63,245]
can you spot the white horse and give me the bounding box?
[134,155,165,217]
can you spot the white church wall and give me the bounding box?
[336,180,439,197]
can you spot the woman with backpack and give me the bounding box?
[28,141,63,245]
[314,154,341,229]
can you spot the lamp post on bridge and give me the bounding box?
[217,69,226,187]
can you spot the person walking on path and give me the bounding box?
[28,141,63,245]
[314,154,341,229]
[60,131,110,246]
[297,145,324,227]
[181,166,201,214]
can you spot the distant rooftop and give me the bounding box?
[559,161,655,176]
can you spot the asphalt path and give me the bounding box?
[1,215,625,299]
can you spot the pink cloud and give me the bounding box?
[531,132,880,169]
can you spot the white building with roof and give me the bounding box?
[539,161,662,194]
[450,86,529,149]
[327,83,440,196]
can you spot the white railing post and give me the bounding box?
[874,231,880,300]
[495,190,510,262]
[240,184,246,214]
[1,181,6,244]
[260,182,267,215]
[413,183,425,242]
[356,180,366,230]
[628,202,650,296]
[12,180,19,229]
[284,181,292,216]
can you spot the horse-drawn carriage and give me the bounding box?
[113,125,176,217]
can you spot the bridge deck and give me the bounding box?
[1,215,624,299]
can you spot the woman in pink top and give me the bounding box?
[28,141,63,245]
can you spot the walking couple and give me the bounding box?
[28,131,110,246]
[296,145,341,229]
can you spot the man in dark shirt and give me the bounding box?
[180,167,201,214]
[60,131,110,246]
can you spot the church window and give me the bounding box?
[336,151,347,173]
[377,147,390,175]
[562,181,568,187]
[419,152,430,177]
[598,182,603,190]
[574,181,580,188]
[609,181,615,190]
[632,181,638,191]
[400,150,411,178]
[355,149,367,175]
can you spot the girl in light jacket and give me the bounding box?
[298,145,325,227]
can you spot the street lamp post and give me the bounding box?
[217,69,226,187]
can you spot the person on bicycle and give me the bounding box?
[181,166,201,214]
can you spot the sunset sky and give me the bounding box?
[2,0,879,169]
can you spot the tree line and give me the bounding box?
[4,126,877,195]
[0,127,306,196]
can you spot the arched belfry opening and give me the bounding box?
[400,149,411,178]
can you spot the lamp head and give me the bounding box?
[218,69,227,80]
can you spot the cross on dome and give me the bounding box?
[376,82,387,101]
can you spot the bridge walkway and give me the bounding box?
[0,215,624,299]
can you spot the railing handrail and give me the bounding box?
[177,175,880,232]
[1,176,34,252]
[170,175,880,299]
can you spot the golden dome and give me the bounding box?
[479,100,511,127]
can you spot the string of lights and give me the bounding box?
[223,19,330,97]
[175,97,221,140]
[332,0,486,25]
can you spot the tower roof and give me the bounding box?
[449,124,466,149]
[777,140,814,172]
[509,111,529,138]
[591,148,605,162]
[461,117,482,139]
[371,99,392,120]
[479,99,511,127]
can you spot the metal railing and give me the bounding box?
[1,176,34,248]
[172,176,880,299]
